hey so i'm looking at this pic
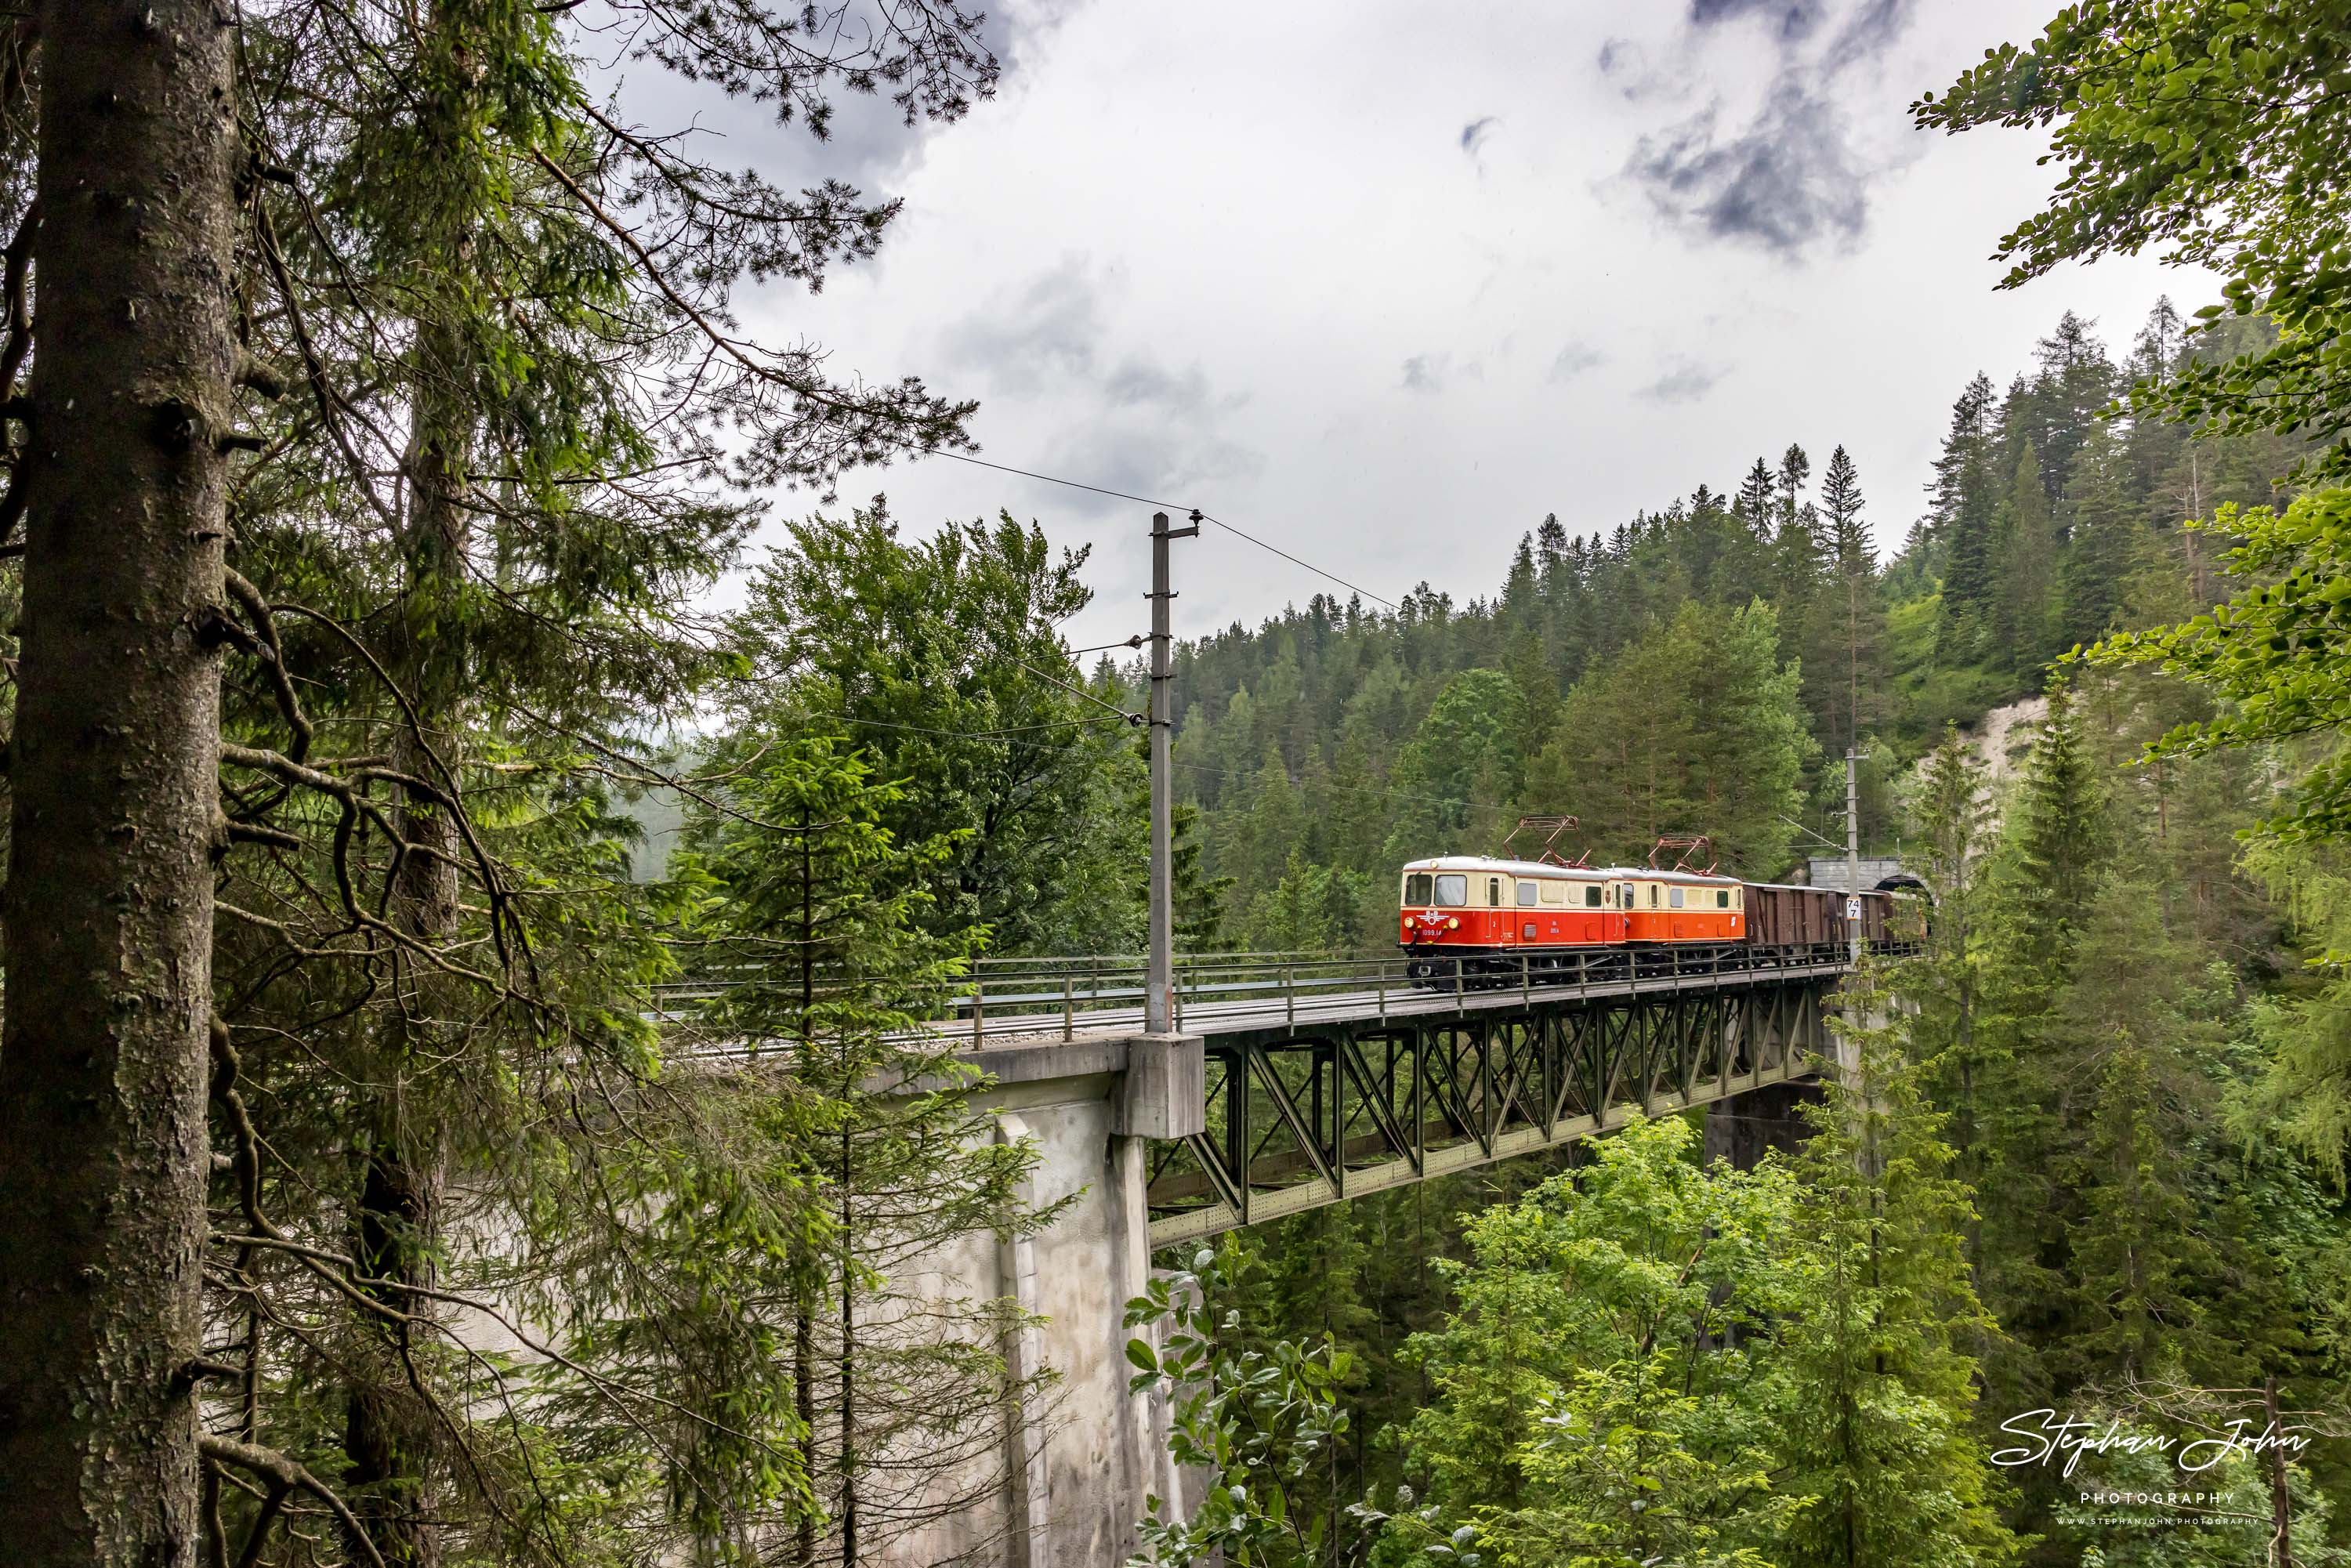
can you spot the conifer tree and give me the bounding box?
[1909,727,1994,1166]
[0,13,241,1563]
[1933,375,2001,654]
[1780,442,1814,522]
[2131,295,2186,386]
[1991,439,2058,675]
[1238,747,1310,891]
[2057,425,2144,649]
[1819,445,1868,570]
[1780,1001,2019,1568]
[2023,310,2117,509]
[1806,445,1887,754]
[1171,802,1238,952]
[1737,455,1777,537]
[2057,974,2210,1387]
[0,4,1016,1560]
[1963,681,2123,1414]
[2001,678,2111,966]
[682,738,1055,1562]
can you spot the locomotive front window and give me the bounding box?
[1585,886,1603,907]
[1406,873,1433,906]
[1433,875,1467,907]
[1516,881,1537,907]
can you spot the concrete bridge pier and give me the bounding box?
[1703,1080,1820,1170]
[887,1033,1202,1566]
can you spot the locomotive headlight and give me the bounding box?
[1447,918,1458,929]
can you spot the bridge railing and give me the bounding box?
[654,947,1402,1042]
[654,941,1917,1045]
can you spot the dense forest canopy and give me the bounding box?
[1128,299,2289,953]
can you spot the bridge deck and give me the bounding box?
[965,951,1856,1045]
[668,945,1894,1243]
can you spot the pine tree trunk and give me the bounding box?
[2267,1374,2295,1568]
[342,299,473,1568]
[839,1134,858,1568]
[795,1291,818,1568]
[342,16,477,1526]
[795,812,820,1568]
[0,5,237,1563]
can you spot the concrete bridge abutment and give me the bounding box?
[881,1034,1202,1566]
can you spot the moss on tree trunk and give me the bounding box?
[0,4,238,1563]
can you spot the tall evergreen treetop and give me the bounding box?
[1738,456,1777,538]
[1820,445,1871,574]
[1933,374,2001,628]
[1780,442,1814,527]
[2004,678,2112,963]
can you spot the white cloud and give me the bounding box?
[715,0,2212,650]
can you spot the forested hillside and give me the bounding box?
[1164,301,2298,951]
[1125,7,2351,1563]
[668,298,2302,969]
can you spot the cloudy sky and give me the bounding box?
[664,0,2207,651]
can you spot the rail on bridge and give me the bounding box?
[655,943,1908,1247]
[649,941,1905,1560]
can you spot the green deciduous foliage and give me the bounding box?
[1124,1248,1355,1568]
[2089,491,2351,846]
[723,506,1147,955]
[1378,1064,2020,1568]
[1382,668,1527,861]
[1919,0,2351,485]
[1391,1116,1813,1566]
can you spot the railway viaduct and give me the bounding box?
[858,943,1870,1566]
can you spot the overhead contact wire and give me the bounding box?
[915,446,1404,613]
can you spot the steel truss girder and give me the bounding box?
[1147,975,1838,1246]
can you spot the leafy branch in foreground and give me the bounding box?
[1123,1247,1356,1568]
[2085,492,2351,845]
[1918,1,2351,483]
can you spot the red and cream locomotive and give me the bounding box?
[1398,826,1898,983]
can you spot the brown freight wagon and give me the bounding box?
[1743,882,1896,954]
[1743,882,1836,950]
[1850,889,1893,946]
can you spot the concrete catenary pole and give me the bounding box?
[1147,511,1197,1034]
[1845,745,1863,966]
